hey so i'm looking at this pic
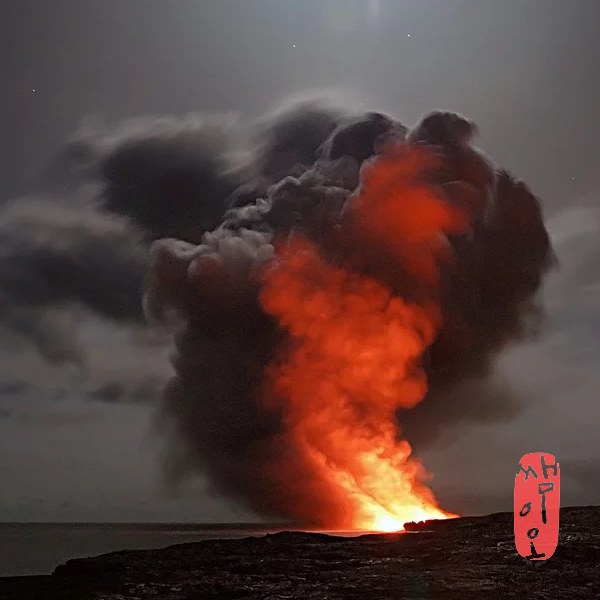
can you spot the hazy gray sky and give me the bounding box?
[1,0,599,522]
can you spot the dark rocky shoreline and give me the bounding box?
[1,506,598,599]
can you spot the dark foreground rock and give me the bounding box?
[1,506,599,599]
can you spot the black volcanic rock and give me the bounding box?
[1,507,599,599]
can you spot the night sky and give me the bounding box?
[1,0,600,522]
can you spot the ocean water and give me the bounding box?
[0,523,277,577]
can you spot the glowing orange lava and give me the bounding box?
[260,145,467,532]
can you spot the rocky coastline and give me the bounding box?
[1,506,598,599]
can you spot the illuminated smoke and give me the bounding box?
[143,106,554,529]
[0,98,554,528]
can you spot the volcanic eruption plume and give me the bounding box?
[0,97,553,529]
[256,147,468,529]
[143,105,554,530]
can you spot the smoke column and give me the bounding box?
[141,102,554,529]
[0,97,554,527]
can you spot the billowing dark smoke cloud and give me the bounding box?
[251,98,345,183]
[0,101,350,365]
[143,103,554,525]
[0,100,357,364]
[0,111,256,361]
[92,115,246,243]
[397,113,555,450]
[0,199,145,319]
[0,193,147,363]
[1,96,554,525]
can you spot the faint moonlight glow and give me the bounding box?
[368,0,382,21]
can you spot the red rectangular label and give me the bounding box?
[514,452,560,560]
